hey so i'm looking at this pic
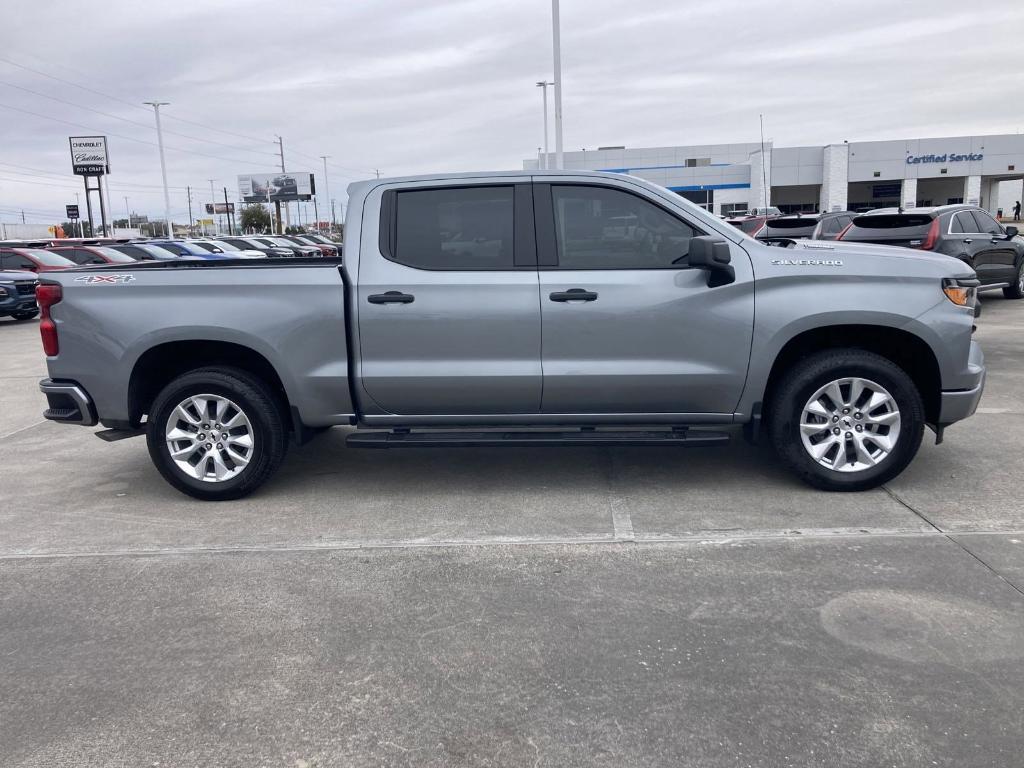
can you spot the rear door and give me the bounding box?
[535,181,755,415]
[357,181,542,415]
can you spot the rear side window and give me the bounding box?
[951,212,971,233]
[392,186,515,270]
[552,185,697,268]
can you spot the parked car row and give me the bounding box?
[725,204,1023,297]
[0,233,341,274]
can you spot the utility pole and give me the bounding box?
[320,155,331,234]
[551,0,564,169]
[144,101,173,239]
[187,185,194,236]
[208,179,218,234]
[331,199,336,233]
[536,81,553,169]
[124,196,130,229]
[223,187,234,235]
[75,192,82,237]
[375,169,380,179]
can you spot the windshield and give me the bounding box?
[20,249,76,266]
[265,237,297,247]
[94,247,136,262]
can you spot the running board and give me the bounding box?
[346,429,730,449]
[95,428,145,442]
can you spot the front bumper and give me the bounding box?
[39,379,98,426]
[0,294,37,315]
[938,340,986,425]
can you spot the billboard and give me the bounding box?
[69,136,110,175]
[205,202,235,214]
[238,173,315,202]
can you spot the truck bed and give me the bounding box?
[40,258,355,430]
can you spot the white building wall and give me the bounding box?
[900,178,917,209]
[964,175,982,207]
[819,144,849,211]
[748,148,772,209]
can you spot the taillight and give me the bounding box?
[919,218,940,250]
[36,283,62,356]
[836,222,854,240]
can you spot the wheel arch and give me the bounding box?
[128,340,291,429]
[760,325,942,426]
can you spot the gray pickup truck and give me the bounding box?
[37,170,985,500]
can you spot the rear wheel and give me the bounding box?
[768,350,924,491]
[1002,262,1024,299]
[146,367,287,500]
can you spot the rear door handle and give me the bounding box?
[368,291,415,304]
[549,288,598,302]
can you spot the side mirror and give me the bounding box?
[688,236,735,287]
[1005,226,1018,239]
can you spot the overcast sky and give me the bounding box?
[2,0,1023,225]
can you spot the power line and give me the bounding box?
[0,80,280,158]
[0,101,279,169]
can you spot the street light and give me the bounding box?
[320,155,331,233]
[551,0,564,169]
[144,101,173,239]
[536,81,553,170]
[124,196,131,230]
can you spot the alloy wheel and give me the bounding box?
[164,394,255,482]
[799,377,901,473]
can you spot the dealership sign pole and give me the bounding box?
[69,135,111,238]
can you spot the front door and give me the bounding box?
[535,182,755,416]
[969,209,1018,285]
[357,182,542,416]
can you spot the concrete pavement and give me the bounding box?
[1,296,1022,766]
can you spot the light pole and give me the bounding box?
[320,155,331,234]
[551,0,564,169]
[124,196,131,230]
[144,101,173,239]
[536,81,553,170]
[74,192,83,237]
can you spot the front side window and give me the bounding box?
[392,186,515,270]
[552,185,697,269]
[972,210,1002,235]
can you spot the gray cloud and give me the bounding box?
[1,0,1022,224]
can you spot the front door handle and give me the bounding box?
[550,288,598,302]
[368,291,415,304]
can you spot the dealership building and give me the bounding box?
[525,132,1024,217]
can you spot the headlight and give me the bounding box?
[942,278,978,307]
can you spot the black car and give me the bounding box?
[217,237,294,258]
[839,205,1023,297]
[251,236,321,258]
[755,211,856,243]
[0,270,39,321]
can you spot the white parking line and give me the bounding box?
[3,526,1022,561]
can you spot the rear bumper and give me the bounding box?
[938,341,986,425]
[39,378,98,426]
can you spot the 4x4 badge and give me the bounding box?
[74,274,136,284]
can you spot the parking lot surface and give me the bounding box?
[2,298,1023,766]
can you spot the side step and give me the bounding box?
[346,429,730,449]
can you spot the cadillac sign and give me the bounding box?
[69,136,110,176]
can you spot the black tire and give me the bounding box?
[1002,262,1024,299]
[768,349,925,492]
[12,310,39,321]
[146,367,287,501]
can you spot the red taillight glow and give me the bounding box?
[919,218,941,250]
[35,283,62,356]
[836,222,854,240]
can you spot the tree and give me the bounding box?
[240,204,272,233]
[60,220,91,237]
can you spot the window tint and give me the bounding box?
[822,217,841,234]
[393,186,515,270]
[112,245,149,260]
[552,185,696,269]
[951,213,968,233]
[971,210,1002,235]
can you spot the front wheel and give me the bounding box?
[768,350,924,492]
[146,367,287,500]
[1003,262,1024,299]
[12,310,39,320]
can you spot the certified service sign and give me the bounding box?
[69,136,110,176]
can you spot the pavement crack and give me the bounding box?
[883,485,1024,599]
